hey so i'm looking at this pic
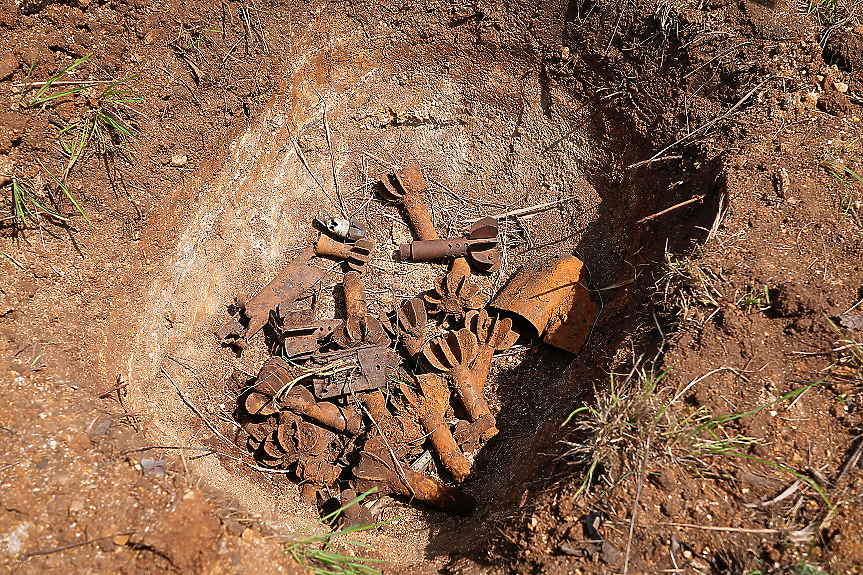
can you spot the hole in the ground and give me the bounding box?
[120,5,723,568]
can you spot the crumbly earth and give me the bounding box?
[1,0,862,573]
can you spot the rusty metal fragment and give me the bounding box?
[423,329,498,439]
[333,271,386,349]
[395,297,427,357]
[297,455,341,486]
[466,308,518,390]
[399,217,501,272]
[311,346,390,399]
[314,234,374,274]
[379,163,439,242]
[353,436,475,516]
[281,386,364,435]
[424,258,482,321]
[267,308,340,359]
[453,417,496,453]
[216,245,328,345]
[296,420,336,457]
[489,255,598,355]
[315,214,367,241]
[244,390,278,416]
[400,375,472,483]
[363,389,426,453]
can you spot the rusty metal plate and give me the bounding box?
[215,245,328,343]
[312,346,389,399]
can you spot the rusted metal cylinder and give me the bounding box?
[343,271,368,319]
[419,404,471,483]
[401,191,439,242]
[450,255,471,279]
[450,364,493,426]
[281,387,363,435]
[314,233,351,259]
[405,376,472,483]
[489,254,598,354]
[363,389,390,423]
[399,238,495,261]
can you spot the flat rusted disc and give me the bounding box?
[468,216,498,239]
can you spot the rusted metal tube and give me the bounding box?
[450,364,493,425]
[281,387,363,435]
[401,190,439,242]
[399,237,496,262]
[401,377,472,483]
[314,233,351,259]
[380,163,440,242]
[363,389,390,424]
[353,436,475,516]
[418,403,472,483]
[343,271,368,319]
[315,235,374,274]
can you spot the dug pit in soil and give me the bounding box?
[110,3,717,568]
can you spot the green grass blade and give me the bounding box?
[23,190,68,221]
[37,158,93,228]
[561,405,589,427]
[31,85,90,108]
[19,47,40,105]
[98,74,140,99]
[29,52,92,107]
[12,178,27,226]
[63,119,91,179]
[30,337,54,366]
[95,110,138,140]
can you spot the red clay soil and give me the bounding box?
[2,0,863,572]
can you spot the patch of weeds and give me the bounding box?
[58,76,143,169]
[561,357,825,501]
[815,138,862,224]
[736,282,772,313]
[283,489,391,575]
[654,245,722,330]
[36,158,93,228]
[7,176,67,229]
[801,0,843,24]
[21,50,142,169]
[23,52,94,110]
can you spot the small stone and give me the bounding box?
[170,154,188,167]
[0,51,16,81]
[113,534,130,546]
[561,46,570,60]
[73,30,93,47]
[0,155,13,187]
[835,82,849,93]
[773,168,790,197]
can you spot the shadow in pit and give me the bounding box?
[418,96,728,564]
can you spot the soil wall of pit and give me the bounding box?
[103,1,725,567]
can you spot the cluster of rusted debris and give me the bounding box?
[216,163,599,517]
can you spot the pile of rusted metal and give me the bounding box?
[216,163,598,517]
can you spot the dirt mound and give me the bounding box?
[1,0,862,572]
